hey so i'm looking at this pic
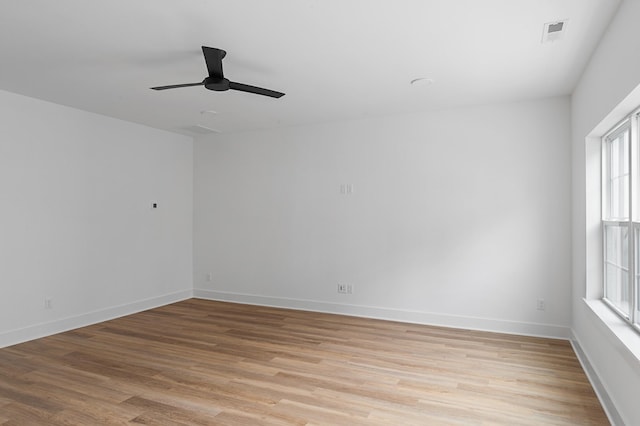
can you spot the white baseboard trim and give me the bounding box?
[570,330,623,426]
[0,289,193,348]
[193,289,571,340]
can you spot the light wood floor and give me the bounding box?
[0,299,608,425]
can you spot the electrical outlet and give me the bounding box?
[206,272,213,282]
[338,284,353,294]
[44,298,53,309]
[339,184,354,195]
[536,299,546,311]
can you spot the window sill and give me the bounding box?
[584,299,640,365]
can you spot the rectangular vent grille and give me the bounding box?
[182,125,221,135]
[548,22,564,33]
[542,20,568,43]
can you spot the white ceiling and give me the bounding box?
[0,0,620,136]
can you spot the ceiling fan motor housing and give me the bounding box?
[204,77,230,91]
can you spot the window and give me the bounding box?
[602,110,640,330]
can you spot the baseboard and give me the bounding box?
[193,289,571,340]
[0,289,193,348]
[570,330,624,426]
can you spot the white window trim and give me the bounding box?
[602,107,640,333]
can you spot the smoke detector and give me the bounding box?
[542,20,568,43]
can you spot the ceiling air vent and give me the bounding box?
[542,20,568,43]
[182,124,221,135]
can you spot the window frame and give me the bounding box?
[602,108,640,333]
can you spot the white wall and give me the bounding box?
[194,96,572,337]
[0,90,194,347]
[572,0,640,424]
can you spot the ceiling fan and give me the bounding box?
[151,46,285,98]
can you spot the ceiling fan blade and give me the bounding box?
[202,46,226,79]
[151,82,204,90]
[229,81,285,98]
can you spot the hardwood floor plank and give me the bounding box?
[0,402,58,425]
[0,299,608,424]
